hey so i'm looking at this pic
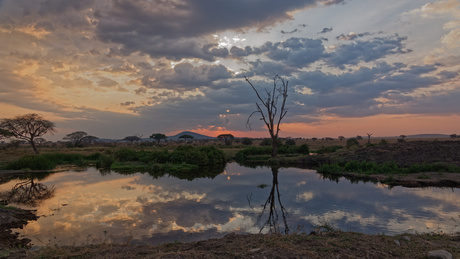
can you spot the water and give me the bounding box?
[1,163,459,247]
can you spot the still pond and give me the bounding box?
[1,162,459,247]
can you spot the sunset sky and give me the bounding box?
[0,0,459,140]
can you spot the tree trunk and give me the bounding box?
[271,138,278,158]
[30,140,39,154]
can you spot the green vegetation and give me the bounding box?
[317,160,460,175]
[234,144,309,164]
[2,153,100,170]
[2,146,226,178]
[315,145,343,154]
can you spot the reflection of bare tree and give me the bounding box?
[1,179,54,206]
[258,167,289,234]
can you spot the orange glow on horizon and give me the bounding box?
[171,113,460,139]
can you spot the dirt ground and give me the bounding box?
[1,140,460,258]
[21,231,460,258]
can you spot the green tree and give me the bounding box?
[0,113,55,154]
[150,133,167,144]
[245,75,289,158]
[217,133,234,146]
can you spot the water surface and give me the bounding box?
[1,163,459,246]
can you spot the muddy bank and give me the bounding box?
[0,207,38,250]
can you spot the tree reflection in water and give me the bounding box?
[1,179,54,206]
[258,167,289,234]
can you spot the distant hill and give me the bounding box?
[405,134,450,139]
[167,131,215,140]
[384,134,450,139]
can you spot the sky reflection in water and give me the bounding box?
[2,163,459,246]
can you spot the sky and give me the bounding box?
[0,0,459,140]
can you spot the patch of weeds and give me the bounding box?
[0,205,19,210]
[257,184,269,189]
[314,217,338,233]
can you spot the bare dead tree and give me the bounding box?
[245,75,288,158]
[367,133,373,145]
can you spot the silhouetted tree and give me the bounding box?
[34,138,47,147]
[366,133,373,145]
[179,134,194,143]
[123,136,141,144]
[0,113,55,154]
[150,133,167,144]
[217,134,234,146]
[449,134,457,138]
[0,128,13,140]
[338,136,345,141]
[63,131,98,147]
[245,75,288,158]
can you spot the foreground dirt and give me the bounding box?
[21,231,460,258]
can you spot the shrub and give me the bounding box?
[285,139,296,146]
[5,155,56,170]
[346,138,360,149]
[298,144,309,155]
[241,138,253,146]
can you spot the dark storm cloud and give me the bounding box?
[336,32,372,40]
[319,27,332,34]
[140,63,234,90]
[231,37,325,72]
[93,0,337,60]
[325,35,411,69]
[288,62,447,118]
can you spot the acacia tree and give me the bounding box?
[63,131,98,147]
[0,113,55,154]
[245,75,288,158]
[217,133,234,146]
[179,134,194,143]
[150,133,167,144]
[0,128,13,140]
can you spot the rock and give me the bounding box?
[403,236,411,241]
[427,250,452,259]
[393,239,400,246]
[249,248,262,253]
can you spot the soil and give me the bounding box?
[1,140,460,258]
[23,232,460,258]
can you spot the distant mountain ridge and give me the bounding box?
[167,131,215,140]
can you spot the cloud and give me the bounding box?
[140,63,234,90]
[319,27,333,34]
[336,32,372,40]
[93,0,345,60]
[325,35,412,68]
